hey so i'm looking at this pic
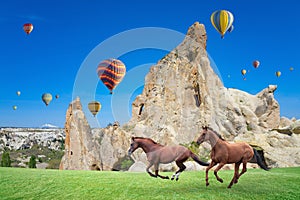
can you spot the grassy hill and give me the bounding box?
[0,167,299,200]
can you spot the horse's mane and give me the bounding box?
[207,127,225,141]
[133,137,160,145]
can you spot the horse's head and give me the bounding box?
[196,126,210,145]
[128,137,140,156]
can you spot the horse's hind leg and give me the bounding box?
[228,161,241,188]
[237,161,247,179]
[171,161,186,181]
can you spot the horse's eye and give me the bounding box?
[130,143,133,147]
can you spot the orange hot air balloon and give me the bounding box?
[253,60,260,68]
[23,23,33,35]
[97,58,126,94]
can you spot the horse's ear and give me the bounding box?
[202,126,207,130]
[131,137,135,141]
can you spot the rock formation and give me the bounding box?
[59,97,103,170]
[59,22,300,171]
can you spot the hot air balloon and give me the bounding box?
[16,91,21,96]
[289,67,294,71]
[88,101,101,117]
[55,94,59,99]
[253,60,260,68]
[13,105,17,110]
[241,69,247,75]
[42,93,53,106]
[228,25,234,33]
[23,23,33,35]
[97,58,126,94]
[276,71,281,77]
[211,10,234,38]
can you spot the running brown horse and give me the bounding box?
[128,137,209,181]
[196,126,269,188]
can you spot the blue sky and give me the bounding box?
[0,0,299,128]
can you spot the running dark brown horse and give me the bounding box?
[128,137,209,181]
[196,126,269,188]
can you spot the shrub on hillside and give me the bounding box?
[1,152,11,167]
[29,155,37,168]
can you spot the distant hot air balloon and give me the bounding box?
[253,60,260,68]
[241,69,247,75]
[55,94,59,99]
[289,67,294,71]
[13,105,17,110]
[97,58,126,94]
[16,91,21,96]
[211,10,234,38]
[88,101,101,117]
[42,93,53,106]
[275,71,281,77]
[23,23,33,35]
[227,25,234,33]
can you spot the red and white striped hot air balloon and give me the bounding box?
[23,23,33,35]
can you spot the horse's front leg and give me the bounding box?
[205,161,217,186]
[213,162,225,183]
[146,162,156,178]
[154,163,169,179]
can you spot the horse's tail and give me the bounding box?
[190,152,209,166]
[252,148,270,171]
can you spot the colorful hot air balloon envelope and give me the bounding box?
[16,91,21,96]
[276,71,281,77]
[289,67,294,71]
[13,105,17,110]
[253,60,260,68]
[88,101,101,117]
[97,58,126,94]
[227,25,234,33]
[211,10,234,38]
[241,69,247,75]
[42,93,53,106]
[23,23,33,35]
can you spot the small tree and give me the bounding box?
[28,155,37,168]
[1,152,11,167]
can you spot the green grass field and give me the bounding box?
[0,167,299,200]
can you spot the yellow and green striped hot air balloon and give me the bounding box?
[97,58,126,94]
[88,101,101,117]
[42,93,53,106]
[211,10,234,38]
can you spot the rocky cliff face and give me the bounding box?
[127,22,299,168]
[59,22,300,170]
[59,98,103,170]
[0,128,64,151]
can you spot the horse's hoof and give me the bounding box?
[227,185,232,189]
[176,178,179,181]
[171,177,174,181]
[206,183,209,187]
[165,176,169,179]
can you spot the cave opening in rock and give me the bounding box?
[139,103,144,115]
